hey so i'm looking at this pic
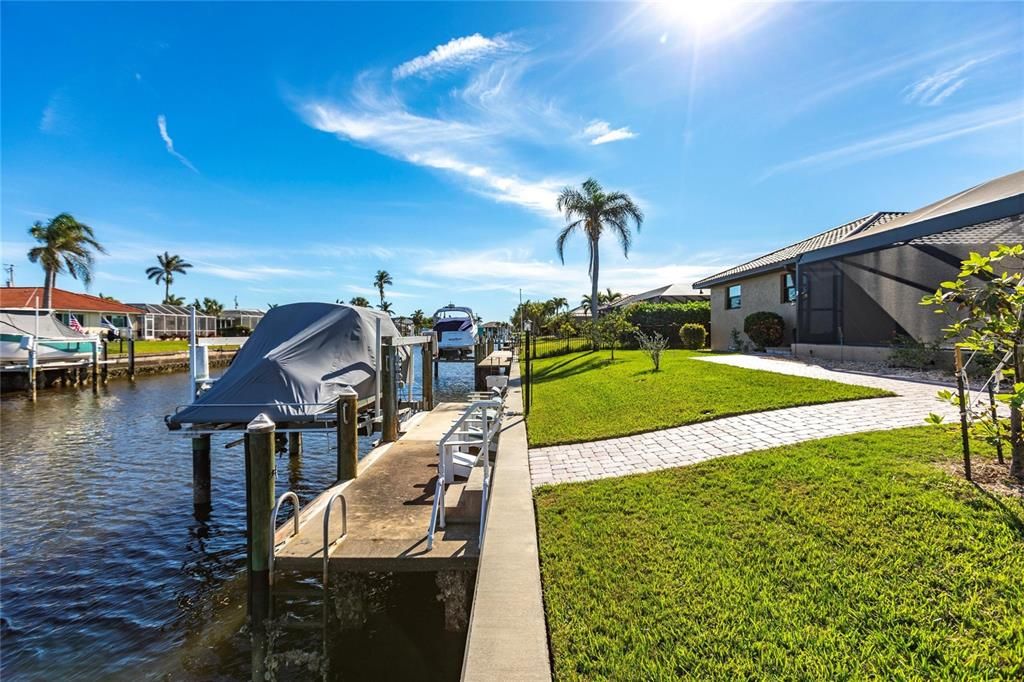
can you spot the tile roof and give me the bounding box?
[611,283,709,307]
[0,287,144,314]
[693,212,905,288]
[907,213,1023,245]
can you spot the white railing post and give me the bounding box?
[188,304,198,400]
[375,317,382,422]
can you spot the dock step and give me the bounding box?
[444,466,484,523]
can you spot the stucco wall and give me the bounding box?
[709,270,797,350]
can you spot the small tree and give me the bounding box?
[636,330,670,371]
[922,244,1024,480]
[596,310,636,361]
[680,323,707,350]
[744,312,784,349]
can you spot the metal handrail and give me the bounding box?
[268,491,300,586]
[427,399,502,550]
[322,493,348,586]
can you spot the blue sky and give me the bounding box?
[2,1,1022,321]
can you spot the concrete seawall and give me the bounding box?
[462,360,551,681]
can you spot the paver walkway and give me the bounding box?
[529,355,961,487]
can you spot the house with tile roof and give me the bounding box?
[0,286,145,337]
[695,170,1023,357]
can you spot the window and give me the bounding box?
[726,285,741,310]
[782,272,797,303]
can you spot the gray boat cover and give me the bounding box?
[169,303,405,426]
[1,309,89,339]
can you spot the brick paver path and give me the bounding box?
[528,355,960,487]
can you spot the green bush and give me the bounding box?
[624,302,710,347]
[679,323,707,350]
[743,312,784,349]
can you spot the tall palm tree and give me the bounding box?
[202,297,224,317]
[378,300,394,314]
[27,213,107,309]
[373,270,393,308]
[411,309,427,330]
[165,294,185,306]
[146,252,192,303]
[348,296,371,307]
[556,178,643,321]
[550,296,568,314]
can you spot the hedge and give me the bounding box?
[623,302,710,348]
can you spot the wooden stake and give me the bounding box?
[127,337,136,380]
[954,347,972,480]
[27,348,37,402]
[988,380,1004,465]
[91,340,99,389]
[288,431,302,460]
[101,340,109,385]
[337,387,359,480]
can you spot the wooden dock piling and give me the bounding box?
[101,340,109,385]
[27,348,37,402]
[127,337,136,380]
[421,342,433,411]
[91,341,99,389]
[244,414,276,625]
[337,387,359,481]
[382,339,398,442]
[192,435,212,515]
[288,431,302,459]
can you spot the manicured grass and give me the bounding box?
[527,350,890,447]
[107,339,242,356]
[535,427,1024,680]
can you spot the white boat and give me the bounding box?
[1,310,96,365]
[432,305,477,358]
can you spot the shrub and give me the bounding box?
[743,312,784,349]
[636,330,670,370]
[679,323,707,350]
[888,334,942,369]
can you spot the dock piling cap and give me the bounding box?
[247,413,276,433]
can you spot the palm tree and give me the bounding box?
[556,178,643,321]
[146,252,192,303]
[27,213,107,309]
[378,300,394,314]
[602,288,623,304]
[348,296,371,307]
[411,309,427,330]
[550,296,568,314]
[165,294,185,306]
[202,297,224,317]
[373,270,393,309]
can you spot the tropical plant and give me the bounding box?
[378,300,394,314]
[625,301,710,340]
[411,309,428,330]
[744,312,785,349]
[164,294,185,306]
[596,310,636,361]
[97,293,119,302]
[680,323,707,350]
[192,297,224,317]
[603,288,623,304]
[635,330,670,371]
[26,213,107,309]
[146,252,192,303]
[373,270,393,308]
[922,244,1024,479]
[347,296,371,307]
[556,178,644,323]
[550,296,569,315]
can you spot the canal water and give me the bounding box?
[0,358,475,680]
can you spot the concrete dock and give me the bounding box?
[273,402,480,573]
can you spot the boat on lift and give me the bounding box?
[432,305,477,359]
[0,309,95,365]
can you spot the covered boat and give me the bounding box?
[0,310,95,365]
[168,303,405,427]
[432,305,477,358]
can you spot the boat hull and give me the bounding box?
[0,335,95,365]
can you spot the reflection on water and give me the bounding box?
[0,357,474,679]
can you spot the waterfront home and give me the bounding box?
[0,286,145,337]
[126,303,218,339]
[694,170,1023,358]
[218,307,265,332]
[607,283,709,308]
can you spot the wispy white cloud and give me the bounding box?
[393,33,513,80]
[40,92,70,134]
[760,100,1024,180]
[299,79,567,216]
[157,114,198,173]
[904,55,994,106]
[583,119,636,145]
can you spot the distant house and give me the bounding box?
[694,170,1023,358]
[608,283,709,309]
[218,307,265,332]
[0,287,145,337]
[126,303,218,339]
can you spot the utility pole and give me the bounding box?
[3,264,14,287]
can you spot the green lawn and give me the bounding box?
[106,339,242,356]
[535,427,1024,680]
[527,350,890,447]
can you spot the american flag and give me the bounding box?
[68,314,83,333]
